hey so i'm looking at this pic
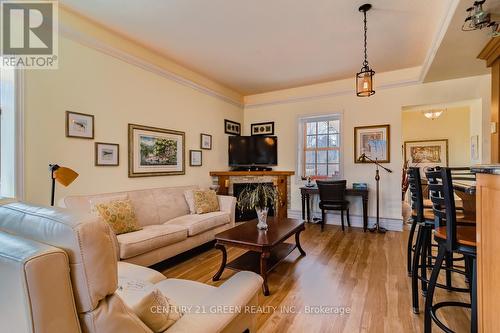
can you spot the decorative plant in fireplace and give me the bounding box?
[237,183,281,230]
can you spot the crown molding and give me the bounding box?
[244,76,421,109]
[478,37,500,67]
[59,24,244,108]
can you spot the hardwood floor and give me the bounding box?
[156,223,472,333]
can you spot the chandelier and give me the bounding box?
[422,109,445,120]
[356,4,375,97]
[462,0,499,35]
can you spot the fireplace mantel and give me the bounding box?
[210,170,295,220]
[209,171,294,177]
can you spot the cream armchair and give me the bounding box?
[0,201,262,333]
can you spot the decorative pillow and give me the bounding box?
[193,190,219,214]
[183,190,196,214]
[89,194,128,216]
[132,289,183,332]
[95,199,142,235]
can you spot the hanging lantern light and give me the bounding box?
[356,4,375,97]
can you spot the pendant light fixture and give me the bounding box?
[356,4,375,97]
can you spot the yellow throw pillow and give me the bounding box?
[95,199,142,235]
[193,190,219,214]
[133,289,183,332]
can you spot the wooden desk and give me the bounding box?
[300,186,369,232]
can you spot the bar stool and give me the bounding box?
[424,167,477,333]
[408,167,469,315]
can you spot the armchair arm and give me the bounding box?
[167,271,263,333]
[217,195,236,225]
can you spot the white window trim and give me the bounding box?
[295,111,344,184]
[15,69,25,200]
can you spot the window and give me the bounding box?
[300,115,341,178]
[0,67,21,198]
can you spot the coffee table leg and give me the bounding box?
[212,244,227,281]
[295,229,306,256]
[260,252,270,296]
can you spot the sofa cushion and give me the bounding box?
[95,199,143,235]
[151,186,197,223]
[154,279,215,306]
[118,262,166,285]
[193,190,220,214]
[117,224,187,259]
[166,212,230,236]
[133,289,183,332]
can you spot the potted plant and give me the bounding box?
[237,183,280,230]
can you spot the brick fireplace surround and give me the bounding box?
[209,171,295,220]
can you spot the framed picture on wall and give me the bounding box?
[66,111,94,139]
[354,124,390,163]
[251,121,274,135]
[200,133,212,150]
[404,139,448,169]
[128,124,185,177]
[224,119,241,135]
[189,150,202,166]
[95,143,119,166]
[471,135,479,161]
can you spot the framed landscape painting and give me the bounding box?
[128,124,185,177]
[404,139,448,169]
[354,124,390,163]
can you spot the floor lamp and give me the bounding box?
[49,164,79,206]
[357,153,393,233]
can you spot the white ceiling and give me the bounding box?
[424,0,500,82]
[61,0,450,95]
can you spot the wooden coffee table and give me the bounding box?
[212,217,306,296]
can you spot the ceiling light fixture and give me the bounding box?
[356,4,375,97]
[462,0,499,36]
[422,109,445,120]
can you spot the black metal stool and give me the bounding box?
[407,167,468,315]
[424,167,477,333]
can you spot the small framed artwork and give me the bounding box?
[128,124,185,177]
[471,135,479,161]
[224,119,241,135]
[66,111,94,139]
[354,124,390,163]
[200,133,212,150]
[251,121,274,136]
[95,142,119,166]
[189,150,202,166]
[404,139,448,169]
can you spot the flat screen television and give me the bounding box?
[228,136,278,167]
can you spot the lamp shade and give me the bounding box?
[356,68,375,97]
[53,166,79,186]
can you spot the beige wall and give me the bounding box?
[243,74,491,225]
[23,37,243,205]
[402,107,471,167]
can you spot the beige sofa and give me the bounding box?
[61,185,236,267]
[0,201,262,333]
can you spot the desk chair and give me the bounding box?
[316,180,350,232]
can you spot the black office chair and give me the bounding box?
[316,180,350,232]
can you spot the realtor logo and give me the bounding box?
[1,1,58,69]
